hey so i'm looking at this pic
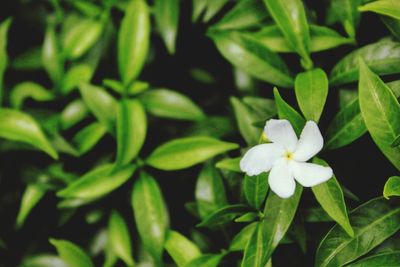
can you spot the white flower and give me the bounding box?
[240,119,333,198]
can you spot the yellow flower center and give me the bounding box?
[284,151,294,161]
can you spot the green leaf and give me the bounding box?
[381,16,400,41]
[391,135,400,147]
[185,116,235,139]
[359,0,400,20]
[244,173,268,210]
[165,230,202,267]
[62,18,103,60]
[358,59,400,171]
[263,0,311,67]
[209,30,293,88]
[118,0,150,86]
[50,239,94,267]
[16,184,46,228]
[131,172,169,264]
[315,197,400,267]
[330,38,400,86]
[61,64,92,94]
[273,88,306,135]
[338,89,358,108]
[139,89,205,121]
[57,164,136,200]
[215,157,241,173]
[311,158,354,237]
[72,122,107,155]
[0,109,58,159]
[383,176,400,199]
[10,82,54,109]
[108,211,135,266]
[20,254,68,267]
[197,204,250,228]
[326,0,362,39]
[295,68,328,122]
[11,46,42,71]
[116,99,147,166]
[59,99,89,130]
[195,161,227,219]
[242,96,277,120]
[260,186,303,264]
[347,251,400,267]
[229,222,258,251]
[192,0,208,22]
[146,136,238,171]
[0,18,11,105]
[202,0,229,22]
[79,83,117,133]
[230,97,262,146]
[42,24,63,84]
[184,254,224,267]
[213,0,270,30]
[154,0,179,54]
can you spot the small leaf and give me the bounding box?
[244,173,268,210]
[146,136,238,171]
[50,239,94,267]
[154,0,179,54]
[0,18,11,105]
[42,24,63,84]
[165,230,202,267]
[10,82,54,109]
[60,99,89,130]
[20,254,68,267]
[131,172,169,264]
[16,184,46,228]
[215,157,241,173]
[197,204,250,228]
[72,122,107,155]
[61,64,92,94]
[202,0,229,22]
[326,0,362,39]
[118,0,150,86]
[108,211,135,266]
[139,89,205,121]
[0,109,58,159]
[11,46,42,71]
[383,176,400,199]
[184,254,224,267]
[359,0,400,20]
[116,99,147,166]
[229,222,258,251]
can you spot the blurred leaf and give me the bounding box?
[165,230,202,267]
[185,116,235,138]
[154,0,179,54]
[242,96,277,119]
[295,68,328,122]
[381,16,400,41]
[235,212,259,223]
[184,254,223,267]
[311,158,354,237]
[359,59,400,171]
[73,122,107,155]
[192,0,208,22]
[326,0,362,39]
[304,207,333,223]
[359,1,400,20]
[58,164,136,200]
[209,30,293,87]
[10,82,54,109]
[21,254,68,267]
[118,0,150,86]
[108,211,135,266]
[338,89,358,108]
[132,172,169,264]
[61,64,92,94]
[42,24,64,84]
[79,83,117,133]
[70,0,102,17]
[0,18,11,104]
[0,109,58,159]
[197,204,249,228]
[383,176,400,199]
[215,157,241,173]
[330,38,400,86]
[315,197,400,267]
[241,222,265,267]
[189,68,216,84]
[244,173,268,210]
[60,99,89,130]
[116,99,147,166]
[229,222,257,251]
[50,239,94,267]
[146,136,238,171]
[203,0,229,22]
[11,47,42,70]
[16,184,46,228]
[347,251,400,267]
[139,89,205,121]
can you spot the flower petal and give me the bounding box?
[293,121,323,162]
[268,159,296,198]
[291,161,333,187]
[264,119,298,151]
[240,144,283,176]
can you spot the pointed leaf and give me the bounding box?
[73,122,106,155]
[165,230,201,267]
[241,222,265,267]
[244,173,268,210]
[10,82,54,109]
[0,18,11,105]
[359,1,400,20]
[42,25,63,84]
[50,239,94,267]
[154,0,179,54]
[16,184,46,228]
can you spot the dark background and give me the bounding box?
[0,0,397,266]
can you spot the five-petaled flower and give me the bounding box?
[240,119,333,198]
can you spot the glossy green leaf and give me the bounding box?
[391,135,400,147]
[0,109,58,159]
[146,136,238,171]
[209,30,293,88]
[42,25,63,84]
[263,0,311,67]
[50,239,94,267]
[0,18,11,105]
[154,0,179,54]
[295,68,328,122]
[60,99,89,130]
[241,222,265,267]
[118,0,150,86]
[326,0,362,39]
[184,254,223,267]
[79,83,117,133]
[261,186,303,264]
[347,251,400,267]
[72,122,106,155]
[244,173,268,210]
[229,222,258,251]
[311,158,354,237]
[116,99,147,166]
[359,1,400,20]
[61,64,92,94]
[108,211,135,266]
[383,176,400,199]
[235,212,259,223]
[315,197,400,267]
[165,230,201,267]
[197,204,249,228]
[16,184,46,228]
[131,172,169,264]
[139,89,205,121]
[359,59,400,171]
[10,82,54,109]
[330,39,400,86]
[214,0,269,30]
[58,164,136,200]
[215,157,241,173]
